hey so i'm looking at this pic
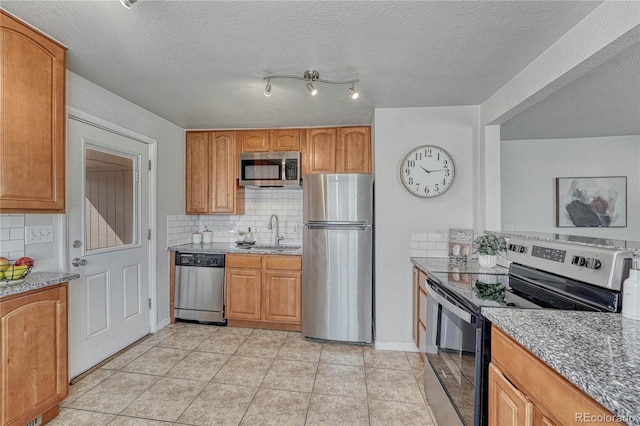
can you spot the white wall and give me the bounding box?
[373,106,480,350]
[67,71,184,328]
[501,135,640,241]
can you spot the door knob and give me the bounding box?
[73,240,82,248]
[72,257,87,267]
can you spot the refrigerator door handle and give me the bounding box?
[306,222,370,230]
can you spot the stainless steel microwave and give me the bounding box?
[238,151,301,188]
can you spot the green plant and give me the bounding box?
[473,234,507,256]
[473,280,506,303]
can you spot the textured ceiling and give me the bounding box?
[1,1,610,132]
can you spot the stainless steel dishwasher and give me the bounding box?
[174,252,226,325]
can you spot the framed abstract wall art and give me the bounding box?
[555,176,627,227]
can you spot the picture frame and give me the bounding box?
[555,176,627,227]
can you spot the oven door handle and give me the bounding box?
[426,283,474,324]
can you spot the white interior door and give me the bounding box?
[67,118,150,378]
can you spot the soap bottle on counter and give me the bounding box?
[622,259,640,320]
[245,227,254,243]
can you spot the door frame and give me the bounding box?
[66,107,159,334]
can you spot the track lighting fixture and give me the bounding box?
[120,0,137,8]
[264,79,272,97]
[263,69,359,100]
[348,84,359,100]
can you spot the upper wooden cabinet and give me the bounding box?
[0,11,66,213]
[185,131,244,214]
[1,284,69,426]
[303,126,371,175]
[240,129,301,152]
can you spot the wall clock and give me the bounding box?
[400,145,455,198]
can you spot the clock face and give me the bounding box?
[400,145,455,198]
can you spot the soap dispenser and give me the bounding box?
[622,259,640,320]
[245,227,254,243]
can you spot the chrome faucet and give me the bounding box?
[268,214,284,246]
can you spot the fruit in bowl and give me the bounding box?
[4,264,30,280]
[15,257,34,267]
[0,257,9,272]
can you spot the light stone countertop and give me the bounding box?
[0,271,79,299]
[168,242,303,256]
[483,308,640,425]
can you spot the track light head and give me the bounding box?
[306,82,318,96]
[120,0,137,8]
[348,86,359,100]
[264,79,272,97]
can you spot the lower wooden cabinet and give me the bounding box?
[490,325,621,426]
[0,284,68,426]
[412,266,428,358]
[225,253,302,330]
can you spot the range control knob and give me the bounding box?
[586,258,602,270]
[571,256,587,266]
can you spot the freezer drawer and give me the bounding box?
[302,226,373,343]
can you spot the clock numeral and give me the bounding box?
[437,153,440,161]
[416,184,420,192]
[405,168,411,175]
[443,178,446,185]
[425,186,429,194]
[407,160,415,168]
[415,152,423,161]
[435,184,440,193]
[445,169,450,177]
[408,177,414,185]
[443,160,448,166]
[426,148,432,157]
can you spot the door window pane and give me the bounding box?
[85,148,135,250]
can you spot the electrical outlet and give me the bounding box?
[25,226,54,244]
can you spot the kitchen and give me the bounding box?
[1,1,639,425]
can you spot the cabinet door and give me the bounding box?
[306,128,337,174]
[489,363,534,426]
[263,270,302,323]
[271,129,301,151]
[185,132,210,214]
[225,268,261,320]
[336,127,371,173]
[534,408,558,426]
[0,11,66,213]
[210,131,236,213]
[1,285,68,426]
[241,130,270,152]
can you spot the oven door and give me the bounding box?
[424,279,484,426]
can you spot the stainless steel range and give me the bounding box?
[423,235,634,426]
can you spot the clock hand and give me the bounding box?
[429,169,448,172]
[420,166,431,174]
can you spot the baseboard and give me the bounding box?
[375,340,420,352]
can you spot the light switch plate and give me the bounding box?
[25,225,55,244]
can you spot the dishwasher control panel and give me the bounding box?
[176,252,225,267]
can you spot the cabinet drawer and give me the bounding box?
[264,255,302,271]
[227,254,262,269]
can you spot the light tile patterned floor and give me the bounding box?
[53,322,436,425]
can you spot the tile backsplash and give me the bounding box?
[410,232,449,258]
[0,215,25,260]
[167,188,303,247]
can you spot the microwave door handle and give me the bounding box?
[426,283,473,324]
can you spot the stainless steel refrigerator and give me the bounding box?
[302,173,373,343]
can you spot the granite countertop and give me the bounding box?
[169,242,303,256]
[410,257,509,275]
[483,308,640,425]
[0,271,80,299]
